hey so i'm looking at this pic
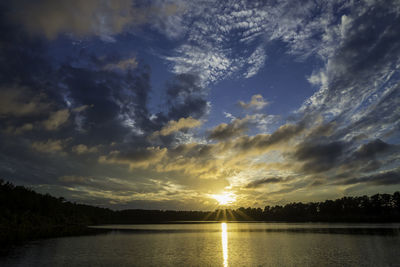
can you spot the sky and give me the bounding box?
[0,0,399,210]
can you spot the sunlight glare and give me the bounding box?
[212,192,236,206]
[221,222,228,267]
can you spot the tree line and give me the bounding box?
[1,179,400,244]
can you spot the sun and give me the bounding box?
[212,192,236,206]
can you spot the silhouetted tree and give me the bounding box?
[1,180,399,245]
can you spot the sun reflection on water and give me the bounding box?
[221,222,228,267]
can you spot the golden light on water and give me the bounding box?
[221,222,228,267]
[212,192,236,206]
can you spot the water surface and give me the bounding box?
[1,222,400,266]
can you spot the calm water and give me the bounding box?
[1,222,400,266]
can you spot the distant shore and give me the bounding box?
[1,180,399,246]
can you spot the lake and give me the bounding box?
[1,222,400,266]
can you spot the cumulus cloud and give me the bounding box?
[72,144,99,154]
[31,139,67,153]
[238,94,269,110]
[293,141,347,173]
[208,114,273,141]
[208,120,249,141]
[0,86,50,117]
[42,109,70,131]
[3,123,34,135]
[99,147,167,169]
[72,105,91,113]
[152,117,202,137]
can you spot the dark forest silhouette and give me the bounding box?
[1,180,400,244]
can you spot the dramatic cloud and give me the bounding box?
[0,0,399,209]
[208,120,249,141]
[354,139,391,159]
[99,147,167,169]
[302,1,400,126]
[165,74,209,120]
[7,0,178,40]
[293,141,346,173]
[339,169,400,186]
[100,121,309,184]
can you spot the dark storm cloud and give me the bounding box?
[259,121,306,147]
[293,141,345,172]
[339,169,400,186]
[231,120,307,153]
[305,121,336,139]
[0,86,52,118]
[0,6,66,137]
[0,2,181,191]
[291,137,396,175]
[5,0,177,40]
[353,139,391,160]
[287,134,399,191]
[208,119,249,141]
[0,6,201,146]
[109,147,164,163]
[166,74,208,120]
[246,177,283,189]
[58,64,156,145]
[0,5,209,191]
[291,1,400,190]
[0,0,199,146]
[338,139,399,174]
[208,114,276,141]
